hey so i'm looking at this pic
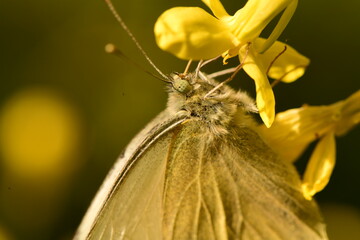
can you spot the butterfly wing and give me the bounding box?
[74,111,187,240]
[75,115,328,240]
[162,121,328,240]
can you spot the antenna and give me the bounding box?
[105,43,170,83]
[104,0,168,80]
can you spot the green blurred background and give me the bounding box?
[0,0,359,239]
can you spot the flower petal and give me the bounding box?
[258,0,298,53]
[256,90,360,163]
[201,0,229,18]
[154,7,236,60]
[240,45,275,127]
[256,112,314,163]
[302,132,336,200]
[229,0,293,43]
[254,38,310,83]
[335,89,360,136]
[256,103,340,162]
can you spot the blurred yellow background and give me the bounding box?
[0,0,359,239]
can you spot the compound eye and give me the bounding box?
[172,75,193,94]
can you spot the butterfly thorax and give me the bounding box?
[167,72,257,135]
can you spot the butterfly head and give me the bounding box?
[169,73,194,95]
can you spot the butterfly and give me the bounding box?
[74,70,328,240]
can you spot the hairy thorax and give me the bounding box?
[166,72,258,135]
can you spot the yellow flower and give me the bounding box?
[257,90,360,200]
[154,0,309,127]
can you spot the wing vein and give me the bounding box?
[217,152,244,238]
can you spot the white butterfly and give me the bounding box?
[74,71,328,240]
